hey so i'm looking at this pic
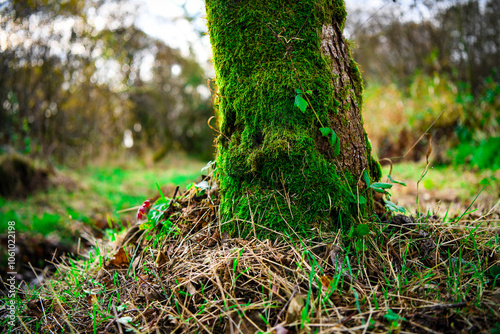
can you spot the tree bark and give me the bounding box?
[206,0,381,237]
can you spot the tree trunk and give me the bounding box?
[206,0,382,237]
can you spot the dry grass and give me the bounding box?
[2,169,500,334]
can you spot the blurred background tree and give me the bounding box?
[346,0,499,169]
[0,0,215,168]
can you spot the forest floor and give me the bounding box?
[382,161,499,218]
[1,158,499,333]
[0,154,205,286]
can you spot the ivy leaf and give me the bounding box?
[319,127,332,136]
[296,89,302,94]
[319,127,340,155]
[347,193,366,205]
[334,139,340,156]
[385,200,406,213]
[329,130,337,147]
[384,309,405,323]
[357,195,367,205]
[350,223,370,238]
[356,224,370,236]
[305,90,313,94]
[362,170,371,187]
[294,94,308,112]
[388,175,407,186]
[369,182,393,193]
[149,202,169,225]
[371,182,392,189]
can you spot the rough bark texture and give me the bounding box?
[206,0,381,238]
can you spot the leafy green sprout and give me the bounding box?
[363,170,407,213]
[231,248,250,288]
[319,127,340,156]
[294,89,312,113]
[384,309,406,331]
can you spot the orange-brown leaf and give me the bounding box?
[320,275,334,291]
[107,247,130,269]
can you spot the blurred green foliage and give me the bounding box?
[363,72,499,169]
[349,0,499,169]
[452,137,500,170]
[0,156,205,240]
[1,0,498,172]
[349,0,499,94]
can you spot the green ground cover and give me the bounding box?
[383,162,499,217]
[3,161,498,333]
[1,158,497,240]
[0,154,206,241]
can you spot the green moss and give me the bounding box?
[350,59,364,110]
[206,0,376,238]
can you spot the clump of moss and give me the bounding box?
[206,0,379,238]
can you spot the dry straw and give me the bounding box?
[4,170,500,333]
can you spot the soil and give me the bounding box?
[0,233,74,293]
[0,154,50,199]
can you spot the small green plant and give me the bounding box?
[384,309,406,332]
[319,127,340,156]
[349,224,370,238]
[352,169,407,212]
[369,182,393,195]
[231,248,250,288]
[294,88,342,158]
[385,200,406,213]
[294,89,312,112]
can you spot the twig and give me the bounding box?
[379,158,393,175]
[417,301,468,311]
[407,319,442,334]
[262,19,324,127]
[274,284,299,326]
[112,302,124,334]
[400,109,445,160]
[295,9,315,38]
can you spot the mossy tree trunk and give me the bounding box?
[206,0,382,237]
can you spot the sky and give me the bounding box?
[134,0,388,71]
[0,0,410,83]
[134,0,211,68]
